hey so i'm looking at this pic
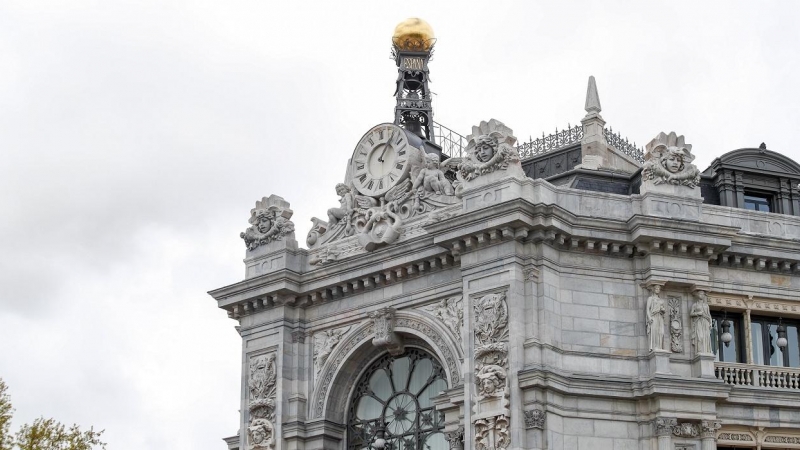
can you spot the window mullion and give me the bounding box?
[744,310,753,364]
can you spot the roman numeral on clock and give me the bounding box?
[359,174,367,184]
[396,163,404,170]
[356,163,365,171]
[367,180,375,190]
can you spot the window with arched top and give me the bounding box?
[347,348,449,450]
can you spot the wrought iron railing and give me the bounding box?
[715,362,800,390]
[434,121,646,165]
[603,127,645,164]
[517,124,583,160]
[433,121,468,158]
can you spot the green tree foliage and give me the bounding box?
[0,379,105,450]
[1,379,13,450]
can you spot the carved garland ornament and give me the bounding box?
[248,353,277,450]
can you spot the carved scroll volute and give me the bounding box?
[368,307,404,355]
[247,353,277,450]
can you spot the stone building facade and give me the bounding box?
[209,20,800,450]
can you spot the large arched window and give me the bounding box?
[347,348,449,450]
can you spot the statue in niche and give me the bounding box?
[240,199,295,251]
[326,183,355,232]
[646,285,666,351]
[412,153,454,196]
[457,119,521,182]
[642,132,701,188]
[691,290,713,354]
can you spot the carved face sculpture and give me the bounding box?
[474,135,496,163]
[248,418,272,445]
[662,148,684,173]
[253,210,274,234]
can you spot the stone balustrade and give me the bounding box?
[715,362,800,389]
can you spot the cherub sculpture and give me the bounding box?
[642,132,701,187]
[326,183,355,230]
[412,152,454,196]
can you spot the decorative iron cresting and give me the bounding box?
[603,127,645,163]
[435,121,645,165]
[517,125,583,160]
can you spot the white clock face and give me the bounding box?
[351,124,411,197]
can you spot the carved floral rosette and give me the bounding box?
[248,353,277,450]
[642,132,700,188]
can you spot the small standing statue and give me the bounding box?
[691,290,713,354]
[646,285,667,351]
[412,152,454,196]
[327,183,355,230]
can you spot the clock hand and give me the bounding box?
[378,129,395,163]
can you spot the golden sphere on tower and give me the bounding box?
[392,18,435,51]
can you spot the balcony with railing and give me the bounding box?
[715,362,800,390]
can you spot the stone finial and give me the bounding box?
[584,75,602,116]
[240,195,296,251]
[453,119,524,194]
[642,132,701,189]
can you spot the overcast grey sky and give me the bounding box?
[1,1,799,449]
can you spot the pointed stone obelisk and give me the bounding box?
[579,75,607,170]
[585,75,602,116]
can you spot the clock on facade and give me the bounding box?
[351,123,414,197]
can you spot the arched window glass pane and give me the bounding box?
[391,357,411,391]
[409,358,433,395]
[423,432,446,450]
[348,348,448,450]
[369,369,392,401]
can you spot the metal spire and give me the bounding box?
[584,75,602,116]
